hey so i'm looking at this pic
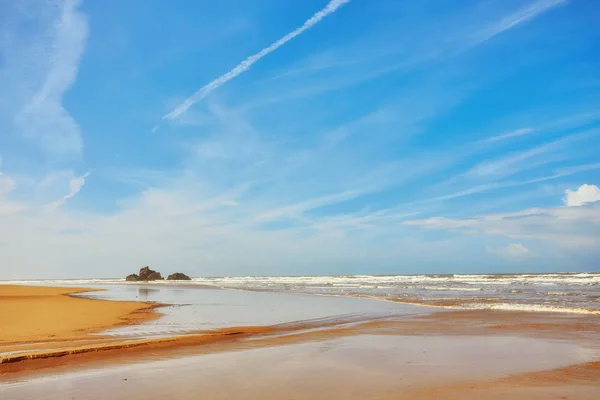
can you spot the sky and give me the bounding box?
[0,0,599,279]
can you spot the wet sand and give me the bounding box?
[1,284,599,399]
[1,333,598,400]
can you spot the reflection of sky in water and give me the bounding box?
[78,285,431,338]
[2,334,597,400]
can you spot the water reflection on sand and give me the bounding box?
[78,284,431,338]
[1,334,597,400]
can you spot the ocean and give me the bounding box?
[2,272,599,314]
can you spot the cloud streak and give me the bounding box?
[45,172,90,211]
[163,0,351,121]
[481,128,534,143]
[14,0,89,154]
[475,0,567,45]
[405,195,600,248]
[462,128,599,181]
[488,243,532,259]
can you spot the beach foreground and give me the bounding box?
[1,283,599,399]
[0,285,159,361]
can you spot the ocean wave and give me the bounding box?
[463,303,600,315]
[3,273,598,288]
[192,273,600,288]
[384,298,600,315]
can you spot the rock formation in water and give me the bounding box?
[126,266,163,281]
[138,266,154,280]
[145,271,163,281]
[166,272,191,281]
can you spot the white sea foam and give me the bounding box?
[418,286,483,292]
[462,303,600,315]
[188,273,599,315]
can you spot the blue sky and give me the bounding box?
[1,0,599,279]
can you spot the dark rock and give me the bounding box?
[126,266,164,281]
[145,271,163,281]
[167,272,191,281]
[138,266,156,280]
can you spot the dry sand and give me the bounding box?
[0,285,158,346]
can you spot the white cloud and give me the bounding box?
[564,184,600,207]
[45,172,90,211]
[488,243,532,259]
[0,173,16,196]
[163,0,351,120]
[0,161,597,279]
[3,0,89,154]
[405,201,600,248]
[0,171,26,215]
[0,202,27,216]
[416,162,600,207]
[2,0,599,279]
[0,181,422,279]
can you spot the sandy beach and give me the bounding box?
[1,282,599,399]
[3,0,599,397]
[0,285,159,360]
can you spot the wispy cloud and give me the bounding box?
[267,54,359,81]
[11,0,89,154]
[45,172,90,211]
[410,161,600,208]
[252,188,368,223]
[474,0,567,46]
[0,173,16,197]
[467,140,560,178]
[163,0,351,120]
[488,243,533,259]
[466,128,599,179]
[306,209,422,232]
[405,191,600,248]
[0,171,26,215]
[1,0,598,278]
[480,128,535,143]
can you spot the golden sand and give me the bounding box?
[0,285,158,346]
[1,285,598,400]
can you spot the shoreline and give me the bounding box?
[237,287,600,315]
[1,283,599,399]
[0,285,161,352]
[3,272,599,315]
[1,286,598,377]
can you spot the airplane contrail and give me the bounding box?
[163,0,351,121]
